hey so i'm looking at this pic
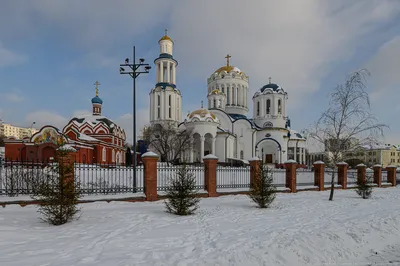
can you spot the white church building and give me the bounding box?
[148,32,307,167]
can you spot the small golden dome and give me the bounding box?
[159,35,173,43]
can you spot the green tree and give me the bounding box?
[165,165,200,215]
[30,148,82,225]
[248,163,277,208]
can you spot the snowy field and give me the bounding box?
[1,187,400,266]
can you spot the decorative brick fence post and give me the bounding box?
[356,163,366,184]
[386,165,397,186]
[203,154,218,197]
[313,161,325,191]
[285,160,297,193]
[337,162,348,189]
[142,151,159,201]
[373,164,382,187]
[249,157,261,188]
[56,146,77,188]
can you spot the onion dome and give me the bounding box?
[208,89,225,96]
[185,108,219,123]
[158,29,174,44]
[213,54,246,76]
[253,78,285,98]
[91,96,103,104]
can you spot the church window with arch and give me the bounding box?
[266,99,271,114]
[168,95,172,118]
[278,99,282,114]
[257,101,260,116]
[213,99,217,108]
[112,149,115,162]
[263,121,273,128]
[157,95,161,118]
[240,150,244,159]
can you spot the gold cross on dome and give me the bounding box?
[268,77,272,84]
[94,81,101,96]
[225,54,231,66]
[164,28,168,36]
[201,100,203,108]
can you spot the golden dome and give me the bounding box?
[188,108,218,120]
[209,89,225,96]
[159,35,173,43]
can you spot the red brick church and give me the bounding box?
[4,82,127,165]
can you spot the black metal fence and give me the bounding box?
[0,160,144,197]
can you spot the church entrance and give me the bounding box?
[42,146,56,162]
[265,154,273,164]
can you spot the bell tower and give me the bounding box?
[149,30,182,125]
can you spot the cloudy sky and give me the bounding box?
[0,0,399,145]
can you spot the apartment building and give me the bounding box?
[307,143,400,168]
[0,121,38,139]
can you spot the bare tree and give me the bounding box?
[308,69,387,201]
[142,122,192,165]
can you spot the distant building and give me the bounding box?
[4,83,127,164]
[0,121,38,139]
[307,143,400,168]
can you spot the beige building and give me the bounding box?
[0,122,38,139]
[307,144,400,168]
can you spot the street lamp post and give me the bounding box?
[119,46,151,193]
[30,122,36,137]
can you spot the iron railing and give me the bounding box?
[0,160,144,197]
[157,164,204,191]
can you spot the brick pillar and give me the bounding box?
[56,147,76,189]
[142,151,159,201]
[249,157,262,188]
[356,163,366,184]
[337,162,348,189]
[373,164,382,187]
[285,160,297,193]
[386,165,397,186]
[203,154,218,197]
[313,161,325,191]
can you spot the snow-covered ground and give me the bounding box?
[1,187,400,266]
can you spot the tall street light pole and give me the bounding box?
[119,46,151,192]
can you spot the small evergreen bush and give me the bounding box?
[248,163,277,208]
[355,170,373,199]
[165,164,200,215]
[30,149,82,225]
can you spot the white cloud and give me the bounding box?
[25,111,68,130]
[0,92,25,103]
[365,36,400,91]
[168,0,400,111]
[115,108,150,144]
[0,42,26,67]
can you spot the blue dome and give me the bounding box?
[91,96,103,104]
[260,83,280,92]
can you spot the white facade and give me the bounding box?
[148,33,307,166]
[149,33,182,126]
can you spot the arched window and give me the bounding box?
[168,95,172,118]
[157,95,161,118]
[112,149,115,162]
[266,99,271,114]
[240,150,244,159]
[213,99,216,108]
[278,99,282,114]
[102,147,106,162]
[257,101,260,116]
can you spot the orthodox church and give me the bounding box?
[149,32,307,167]
[5,83,126,165]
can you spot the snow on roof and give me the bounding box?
[78,132,99,142]
[289,129,306,141]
